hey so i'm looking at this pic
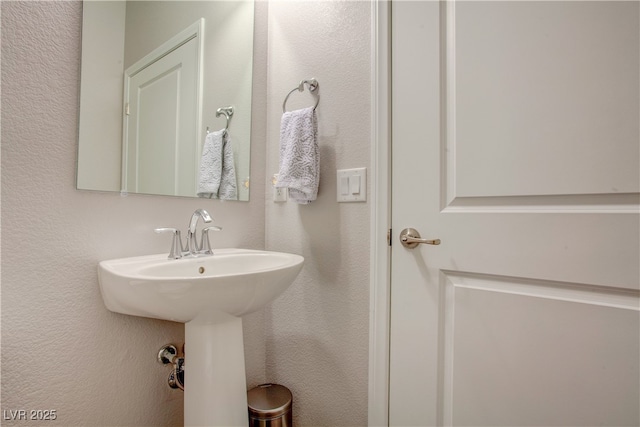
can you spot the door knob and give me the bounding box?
[399,228,441,248]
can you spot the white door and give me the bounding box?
[123,22,203,197]
[389,1,640,426]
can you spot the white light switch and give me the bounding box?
[350,175,361,194]
[337,168,366,202]
[340,176,350,195]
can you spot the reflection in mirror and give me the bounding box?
[76,1,254,201]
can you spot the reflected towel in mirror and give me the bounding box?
[275,107,319,204]
[197,129,238,200]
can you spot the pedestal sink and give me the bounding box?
[98,249,304,426]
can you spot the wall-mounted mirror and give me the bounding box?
[76,1,254,201]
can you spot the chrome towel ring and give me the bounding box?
[216,106,234,131]
[282,78,320,113]
[207,106,234,134]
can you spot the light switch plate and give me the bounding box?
[337,167,367,202]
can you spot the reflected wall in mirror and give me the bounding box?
[77,1,254,201]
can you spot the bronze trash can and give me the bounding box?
[248,383,293,427]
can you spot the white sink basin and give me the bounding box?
[98,248,303,427]
[98,248,304,323]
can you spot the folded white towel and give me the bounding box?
[197,129,238,200]
[275,107,319,204]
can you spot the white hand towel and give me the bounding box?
[197,129,238,200]
[275,107,319,204]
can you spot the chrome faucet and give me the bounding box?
[155,209,222,259]
[187,209,212,256]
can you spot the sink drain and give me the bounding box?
[198,266,205,274]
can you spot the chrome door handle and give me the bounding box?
[399,228,441,248]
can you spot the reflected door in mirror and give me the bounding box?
[123,22,202,196]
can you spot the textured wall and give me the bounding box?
[264,2,371,425]
[1,2,267,426]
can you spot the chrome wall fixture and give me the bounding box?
[207,105,234,133]
[282,78,320,113]
[158,344,185,391]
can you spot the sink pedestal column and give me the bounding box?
[185,312,248,427]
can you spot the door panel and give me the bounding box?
[452,2,639,198]
[390,1,640,426]
[442,272,639,426]
[124,36,199,196]
[132,66,181,194]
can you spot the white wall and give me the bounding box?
[1,2,267,425]
[264,1,371,425]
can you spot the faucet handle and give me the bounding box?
[200,226,222,255]
[154,228,184,259]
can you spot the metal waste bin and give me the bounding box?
[247,383,293,427]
